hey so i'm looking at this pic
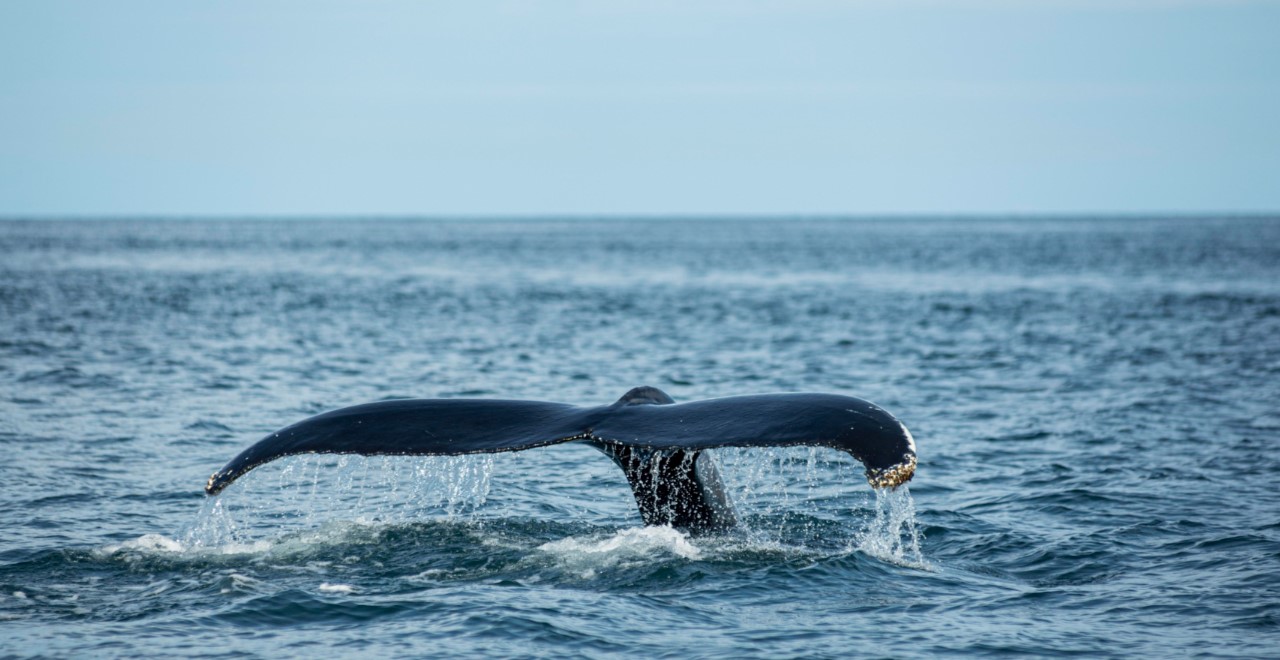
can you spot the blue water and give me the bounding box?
[1,217,1278,657]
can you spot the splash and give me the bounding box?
[98,497,273,559]
[712,447,874,544]
[183,454,497,547]
[179,495,246,551]
[170,447,930,571]
[856,486,930,569]
[99,533,185,555]
[539,525,701,560]
[537,526,702,579]
[715,447,835,516]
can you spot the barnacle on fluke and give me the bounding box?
[866,454,917,489]
[203,386,918,531]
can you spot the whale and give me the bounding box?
[204,387,917,530]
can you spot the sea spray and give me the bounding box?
[177,495,268,554]
[188,454,498,544]
[714,446,875,546]
[856,486,929,569]
[178,447,928,568]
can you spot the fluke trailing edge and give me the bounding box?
[204,387,917,530]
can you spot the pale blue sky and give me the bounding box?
[2,1,1277,216]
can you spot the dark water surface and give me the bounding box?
[1,218,1277,657]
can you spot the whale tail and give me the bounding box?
[592,444,736,530]
[204,386,915,531]
[591,388,736,528]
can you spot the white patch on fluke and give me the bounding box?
[900,420,916,453]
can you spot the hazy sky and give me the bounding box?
[2,1,1277,216]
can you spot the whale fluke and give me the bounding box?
[204,388,916,530]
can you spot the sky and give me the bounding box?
[1,1,1277,217]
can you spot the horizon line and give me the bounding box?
[2,211,1278,222]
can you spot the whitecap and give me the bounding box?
[99,533,272,559]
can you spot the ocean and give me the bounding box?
[1,217,1277,657]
